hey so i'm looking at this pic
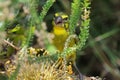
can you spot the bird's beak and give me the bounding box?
[54,16,63,24]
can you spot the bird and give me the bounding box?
[52,12,83,80]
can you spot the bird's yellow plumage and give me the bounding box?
[53,26,69,51]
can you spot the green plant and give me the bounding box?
[62,0,91,57]
[0,0,92,79]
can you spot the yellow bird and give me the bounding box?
[52,12,76,63]
[52,12,69,51]
[52,12,83,79]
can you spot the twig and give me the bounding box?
[4,40,20,50]
[64,34,78,50]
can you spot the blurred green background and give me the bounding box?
[0,0,120,80]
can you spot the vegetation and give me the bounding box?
[0,0,120,80]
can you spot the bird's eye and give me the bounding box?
[63,17,68,20]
